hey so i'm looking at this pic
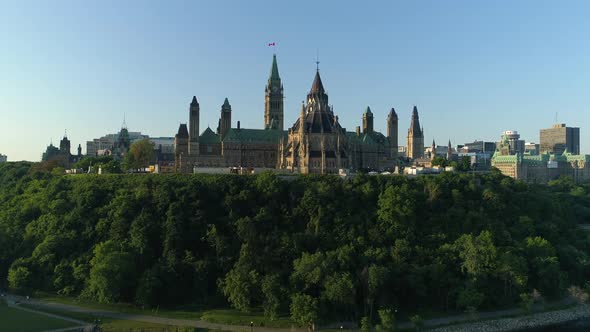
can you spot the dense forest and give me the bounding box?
[1,162,589,325]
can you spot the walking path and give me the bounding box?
[4,293,588,332]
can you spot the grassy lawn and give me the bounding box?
[36,293,204,319]
[35,293,297,328]
[0,302,77,332]
[201,309,296,328]
[20,303,200,332]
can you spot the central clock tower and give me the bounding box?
[264,54,284,130]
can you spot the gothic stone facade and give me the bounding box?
[174,55,399,174]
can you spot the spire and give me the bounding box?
[222,98,231,109]
[388,107,398,119]
[447,140,453,160]
[431,139,437,160]
[191,96,198,105]
[270,54,280,81]
[364,106,373,116]
[310,71,325,94]
[409,106,422,136]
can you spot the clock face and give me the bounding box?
[272,86,279,93]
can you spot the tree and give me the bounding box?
[262,274,282,320]
[454,231,497,280]
[431,156,448,167]
[290,293,318,328]
[123,139,155,170]
[375,308,397,332]
[85,241,136,303]
[220,262,259,312]
[8,265,32,294]
[360,316,371,332]
[323,272,355,305]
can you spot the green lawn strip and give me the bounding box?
[0,302,78,332]
[200,309,296,328]
[36,294,204,319]
[36,293,297,328]
[20,303,197,331]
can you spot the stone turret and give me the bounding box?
[387,108,398,160]
[220,98,232,139]
[174,124,189,172]
[189,96,200,156]
[362,106,374,134]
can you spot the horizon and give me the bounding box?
[2,1,589,161]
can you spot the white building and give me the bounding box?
[0,154,7,163]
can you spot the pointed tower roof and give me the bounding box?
[388,108,398,119]
[191,96,198,105]
[270,54,280,81]
[364,106,373,116]
[310,71,325,94]
[176,124,189,138]
[409,106,423,137]
[448,139,452,147]
[222,98,231,111]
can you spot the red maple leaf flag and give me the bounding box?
[268,42,275,46]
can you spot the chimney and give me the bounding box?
[356,126,361,136]
[237,121,241,130]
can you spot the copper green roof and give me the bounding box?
[364,106,373,116]
[270,54,280,81]
[200,127,220,144]
[346,131,389,147]
[223,128,287,144]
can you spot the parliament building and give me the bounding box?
[174,55,422,174]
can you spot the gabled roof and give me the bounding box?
[200,127,220,144]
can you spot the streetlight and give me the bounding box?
[250,321,254,332]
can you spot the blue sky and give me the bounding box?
[1,0,589,161]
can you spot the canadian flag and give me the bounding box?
[268,42,275,46]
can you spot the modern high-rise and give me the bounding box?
[497,130,525,155]
[540,123,580,155]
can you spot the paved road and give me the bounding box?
[3,294,578,332]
